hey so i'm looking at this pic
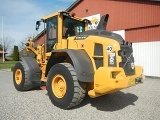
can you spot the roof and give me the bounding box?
[41,10,67,21]
[0,50,7,54]
[33,29,46,42]
[66,0,82,12]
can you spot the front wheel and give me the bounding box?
[47,63,86,109]
[13,62,33,91]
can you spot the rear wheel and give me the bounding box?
[13,62,33,91]
[47,63,86,109]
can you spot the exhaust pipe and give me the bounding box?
[97,14,109,30]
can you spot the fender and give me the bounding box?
[46,49,94,82]
[21,57,41,82]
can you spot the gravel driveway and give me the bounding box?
[0,70,160,120]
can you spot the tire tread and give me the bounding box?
[53,63,86,109]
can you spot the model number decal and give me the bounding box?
[109,52,115,65]
[106,46,112,52]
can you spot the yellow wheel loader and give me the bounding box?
[13,11,144,109]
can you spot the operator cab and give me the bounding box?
[36,11,87,52]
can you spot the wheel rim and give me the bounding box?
[15,69,22,85]
[52,74,67,98]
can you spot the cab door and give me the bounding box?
[46,16,58,52]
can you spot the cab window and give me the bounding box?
[63,16,85,38]
[47,16,57,52]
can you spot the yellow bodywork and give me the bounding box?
[88,66,144,98]
[25,11,144,98]
[68,36,144,98]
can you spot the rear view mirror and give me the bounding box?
[36,21,41,31]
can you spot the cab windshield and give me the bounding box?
[63,16,85,38]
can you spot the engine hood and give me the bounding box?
[79,29,124,44]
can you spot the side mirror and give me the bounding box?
[36,21,41,31]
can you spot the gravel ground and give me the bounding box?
[0,70,160,120]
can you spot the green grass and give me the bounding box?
[0,61,18,69]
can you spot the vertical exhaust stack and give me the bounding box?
[97,14,109,30]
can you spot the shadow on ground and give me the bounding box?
[77,91,138,111]
[22,87,138,111]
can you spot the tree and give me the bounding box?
[0,36,15,52]
[18,33,37,51]
[13,45,19,61]
[18,33,37,57]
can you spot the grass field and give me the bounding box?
[0,61,18,69]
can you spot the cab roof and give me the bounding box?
[41,10,64,21]
[41,10,83,21]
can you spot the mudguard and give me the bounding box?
[46,49,94,82]
[21,57,41,82]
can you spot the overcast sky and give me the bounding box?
[0,0,76,52]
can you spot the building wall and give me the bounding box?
[0,54,2,62]
[68,0,160,31]
[133,41,160,77]
[0,54,6,62]
[126,25,160,42]
[34,34,46,46]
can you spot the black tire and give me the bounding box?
[13,62,33,91]
[47,63,86,109]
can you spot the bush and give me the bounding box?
[13,46,19,61]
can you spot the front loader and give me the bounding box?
[13,11,144,109]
